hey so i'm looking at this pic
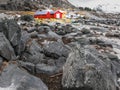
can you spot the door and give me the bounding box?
[56,13,60,18]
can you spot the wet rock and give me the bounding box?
[0,19,21,55]
[62,44,117,90]
[0,63,48,90]
[0,33,16,61]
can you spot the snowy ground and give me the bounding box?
[68,0,120,13]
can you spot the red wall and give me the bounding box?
[54,11,62,18]
[34,11,63,19]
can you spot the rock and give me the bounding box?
[20,15,34,22]
[90,27,108,33]
[105,32,120,38]
[62,44,117,90]
[34,42,70,75]
[30,31,38,38]
[43,42,70,59]
[21,40,44,64]
[0,57,3,67]
[0,19,21,55]
[35,56,66,75]
[0,63,48,90]
[81,28,91,34]
[0,33,16,61]
[18,61,35,74]
[47,31,61,39]
[37,26,51,34]
[36,63,57,75]
[55,30,66,35]
[20,31,31,54]
[89,38,113,48]
[75,37,90,45]
[106,53,119,61]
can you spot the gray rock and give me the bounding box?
[81,28,91,34]
[0,63,48,90]
[47,31,61,39]
[29,31,38,38]
[18,61,35,74]
[21,40,44,64]
[62,44,117,90]
[0,33,16,60]
[0,19,21,55]
[35,56,66,75]
[36,64,57,75]
[20,31,31,53]
[37,26,51,34]
[90,27,108,33]
[43,42,70,59]
[0,57,3,67]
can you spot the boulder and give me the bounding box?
[18,61,35,74]
[35,56,66,75]
[62,44,117,90]
[37,26,51,34]
[0,57,3,67]
[0,63,48,90]
[21,40,44,64]
[81,28,90,34]
[35,42,70,75]
[0,19,21,55]
[36,63,57,75]
[43,42,70,59]
[0,33,16,61]
[20,31,31,54]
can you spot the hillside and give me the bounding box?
[0,0,74,11]
[68,0,120,13]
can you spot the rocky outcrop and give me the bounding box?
[0,0,74,11]
[62,44,118,90]
[21,40,44,64]
[0,63,48,90]
[0,33,16,61]
[0,19,21,55]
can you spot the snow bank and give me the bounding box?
[68,0,120,13]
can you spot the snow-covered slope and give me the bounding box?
[68,0,120,13]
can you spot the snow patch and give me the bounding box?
[68,0,120,13]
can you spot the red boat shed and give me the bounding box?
[54,10,63,19]
[34,10,63,19]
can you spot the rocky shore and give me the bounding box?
[0,11,120,90]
